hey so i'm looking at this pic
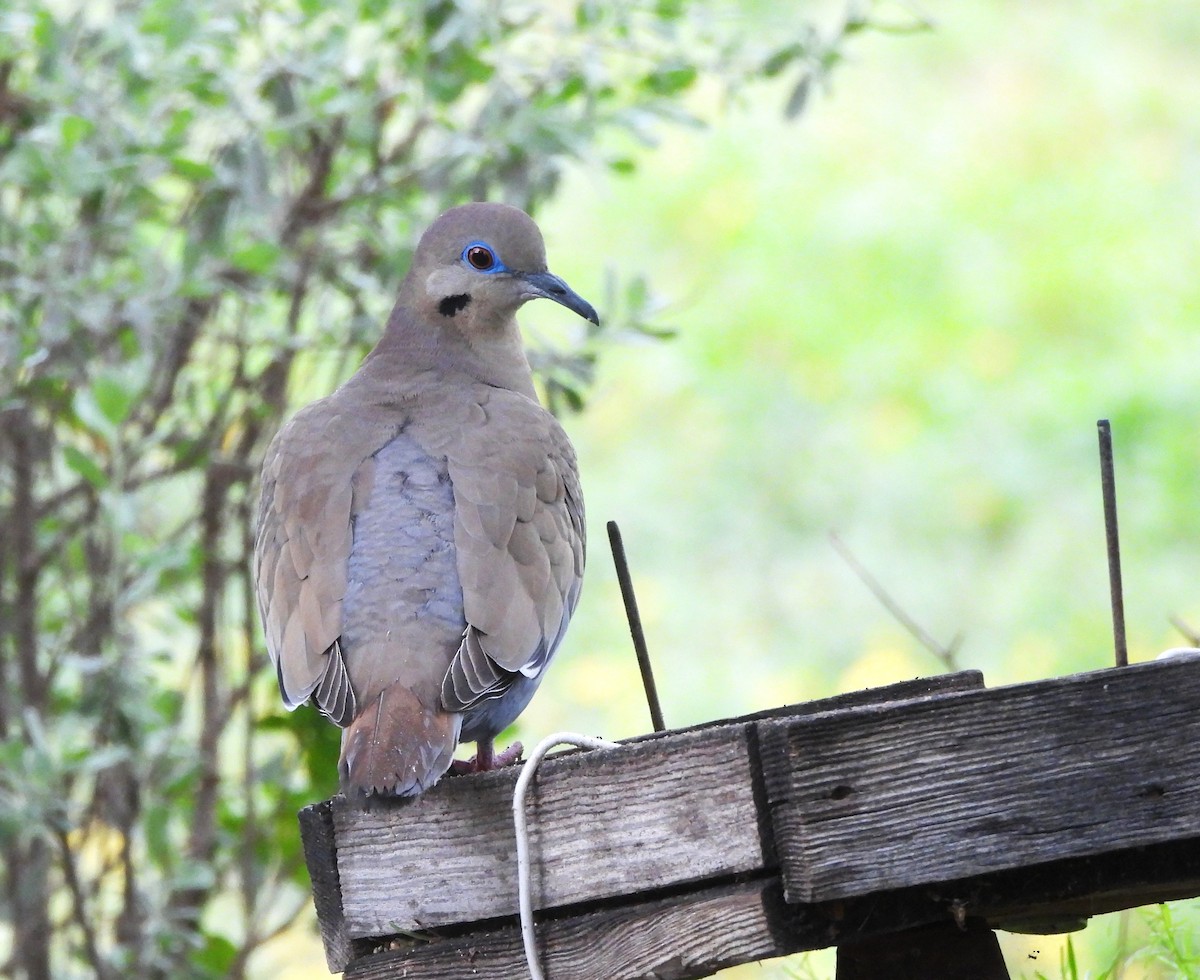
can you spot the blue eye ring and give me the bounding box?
[462,242,506,273]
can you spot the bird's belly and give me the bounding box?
[341,433,465,696]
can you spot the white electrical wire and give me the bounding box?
[1156,647,1200,659]
[513,732,620,980]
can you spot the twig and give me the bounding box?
[1169,616,1200,648]
[830,531,962,671]
[8,411,45,705]
[239,493,259,931]
[56,828,113,980]
[280,118,345,246]
[133,294,220,438]
[230,895,311,979]
[167,463,234,928]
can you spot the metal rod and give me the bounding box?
[1097,419,1128,667]
[606,520,666,732]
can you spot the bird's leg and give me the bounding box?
[449,737,525,775]
[474,736,525,770]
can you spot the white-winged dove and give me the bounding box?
[254,203,594,797]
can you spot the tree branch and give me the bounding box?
[133,294,221,439]
[1170,615,1200,648]
[55,828,114,980]
[280,119,346,247]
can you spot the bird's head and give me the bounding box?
[404,202,599,332]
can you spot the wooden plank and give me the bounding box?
[298,799,357,973]
[962,835,1200,930]
[343,836,1200,979]
[782,836,1200,944]
[338,827,1200,979]
[343,878,796,980]
[760,657,1200,903]
[329,672,984,939]
[334,724,765,936]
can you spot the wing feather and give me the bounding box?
[439,389,585,713]
[254,401,398,722]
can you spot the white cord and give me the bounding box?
[513,732,620,980]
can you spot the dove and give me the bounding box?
[254,202,594,796]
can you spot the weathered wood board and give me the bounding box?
[299,657,1200,978]
[341,835,1200,980]
[298,800,355,972]
[334,724,765,936]
[321,673,985,941]
[342,878,787,980]
[759,655,1200,904]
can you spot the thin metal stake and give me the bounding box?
[1097,419,1128,667]
[606,520,666,732]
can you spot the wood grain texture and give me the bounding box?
[298,800,356,972]
[760,657,1200,903]
[328,673,985,939]
[334,724,764,936]
[343,878,793,980]
[341,836,1200,979]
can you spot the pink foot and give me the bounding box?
[449,740,525,776]
[486,741,524,769]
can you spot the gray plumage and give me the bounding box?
[254,202,595,796]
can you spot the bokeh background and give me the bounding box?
[516,2,1200,976]
[3,0,1199,977]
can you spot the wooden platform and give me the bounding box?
[299,655,1200,978]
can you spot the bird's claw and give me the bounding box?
[449,740,525,776]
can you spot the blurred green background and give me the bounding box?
[504,2,1200,977]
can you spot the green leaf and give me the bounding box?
[642,65,698,96]
[32,8,56,49]
[193,933,238,975]
[559,74,585,100]
[784,73,812,119]
[71,389,118,440]
[575,2,598,29]
[63,446,108,489]
[60,115,94,150]
[229,241,281,275]
[78,745,131,774]
[170,157,215,182]
[763,43,806,78]
[92,375,137,425]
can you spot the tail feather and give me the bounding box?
[339,683,460,797]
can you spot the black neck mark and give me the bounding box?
[439,294,471,317]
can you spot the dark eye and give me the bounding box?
[466,245,495,270]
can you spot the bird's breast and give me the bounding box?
[341,432,465,699]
